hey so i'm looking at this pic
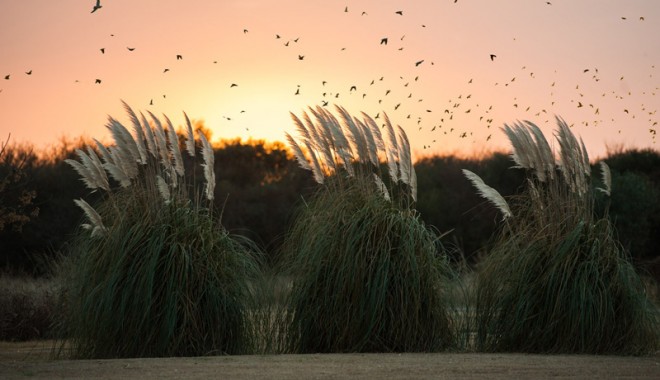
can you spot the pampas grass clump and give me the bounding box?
[57,102,263,358]
[275,105,456,353]
[466,117,659,354]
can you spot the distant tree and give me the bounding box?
[0,135,39,233]
[414,153,525,264]
[211,138,315,256]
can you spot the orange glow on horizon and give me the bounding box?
[1,1,658,161]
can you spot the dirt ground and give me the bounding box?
[1,341,659,380]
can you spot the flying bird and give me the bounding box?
[230,83,238,87]
[95,79,101,84]
[4,74,9,80]
[350,85,357,92]
[91,0,102,13]
[395,11,403,15]
[25,70,32,75]
[380,37,388,45]
[415,60,424,66]
[127,47,135,51]
[243,29,249,33]
[298,55,305,60]
[490,54,496,61]
[100,48,105,54]
[163,68,169,73]
[176,54,182,60]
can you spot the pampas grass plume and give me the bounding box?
[598,161,612,196]
[198,132,215,200]
[462,169,512,221]
[74,198,107,237]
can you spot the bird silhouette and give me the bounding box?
[243,29,249,33]
[127,47,135,51]
[490,54,496,61]
[395,11,403,15]
[4,74,9,80]
[380,37,388,45]
[298,55,305,60]
[350,85,357,92]
[163,68,169,73]
[25,70,32,75]
[415,60,424,66]
[230,83,238,87]
[91,0,102,13]
[95,79,101,84]
[176,54,182,60]
[100,48,105,54]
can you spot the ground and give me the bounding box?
[1,341,659,379]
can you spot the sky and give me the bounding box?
[1,0,659,160]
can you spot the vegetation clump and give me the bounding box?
[465,118,659,354]
[275,105,456,353]
[56,102,263,358]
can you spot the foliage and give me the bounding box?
[275,106,456,353]
[55,103,264,358]
[469,118,659,354]
[0,136,92,274]
[0,273,59,341]
[0,135,39,234]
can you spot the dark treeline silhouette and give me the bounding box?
[1,136,659,280]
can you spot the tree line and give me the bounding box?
[1,135,659,279]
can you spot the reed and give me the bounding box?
[274,105,456,353]
[466,118,659,354]
[56,102,263,358]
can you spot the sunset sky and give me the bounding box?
[1,0,659,160]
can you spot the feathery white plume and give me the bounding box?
[286,132,312,171]
[184,112,196,157]
[462,169,512,221]
[164,114,185,177]
[597,161,612,196]
[74,198,107,237]
[198,132,215,200]
[373,173,391,202]
[156,175,171,204]
[122,101,148,164]
[140,112,158,158]
[149,111,171,171]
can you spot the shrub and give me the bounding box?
[0,274,59,341]
[465,118,659,354]
[275,106,456,353]
[55,103,263,358]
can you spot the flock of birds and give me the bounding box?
[2,1,657,149]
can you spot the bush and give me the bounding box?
[0,274,59,341]
[55,103,263,358]
[466,118,659,354]
[275,106,457,353]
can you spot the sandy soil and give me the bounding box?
[1,341,659,379]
